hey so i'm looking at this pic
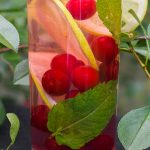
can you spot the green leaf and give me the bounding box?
[134,47,150,60]
[0,101,6,126]
[0,15,19,52]
[118,106,150,150]
[96,0,122,42]
[13,59,29,85]
[14,75,29,86]
[47,81,117,149]
[6,113,20,150]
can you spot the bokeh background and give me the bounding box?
[0,0,150,149]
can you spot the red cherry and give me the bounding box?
[106,60,119,81]
[71,66,100,92]
[99,60,119,82]
[66,0,96,20]
[75,60,85,68]
[42,69,70,96]
[91,134,114,150]
[86,34,97,45]
[99,63,107,83]
[65,90,79,99]
[45,137,70,150]
[51,54,77,74]
[91,36,118,64]
[31,105,50,132]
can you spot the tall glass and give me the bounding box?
[27,0,119,149]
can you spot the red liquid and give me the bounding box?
[27,0,119,149]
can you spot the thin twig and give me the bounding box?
[129,44,150,79]
[0,44,28,53]
[136,36,150,40]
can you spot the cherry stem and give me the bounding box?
[0,44,28,53]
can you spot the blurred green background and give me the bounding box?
[0,0,150,142]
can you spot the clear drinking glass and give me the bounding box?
[27,0,119,149]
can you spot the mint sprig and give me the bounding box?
[47,81,117,149]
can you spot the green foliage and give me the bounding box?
[0,2,27,147]
[134,47,150,59]
[14,59,29,86]
[0,0,26,11]
[97,0,122,42]
[2,51,21,67]
[0,15,19,52]
[118,106,150,150]
[0,0,28,106]
[6,113,20,150]
[0,0,27,44]
[48,81,117,149]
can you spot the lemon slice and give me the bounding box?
[122,0,148,32]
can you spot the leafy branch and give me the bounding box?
[120,10,150,79]
[129,44,150,79]
[129,9,150,66]
[0,15,20,149]
[0,44,28,53]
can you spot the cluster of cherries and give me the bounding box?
[41,35,118,97]
[42,53,99,97]
[31,35,118,150]
[31,0,118,149]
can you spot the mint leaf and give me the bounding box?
[6,113,20,150]
[14,59,29,85]
[0,101,6,126]
[118,106,150,150]
[0,15,19,52]
[47,81,117,149]
[97,0,122,42]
